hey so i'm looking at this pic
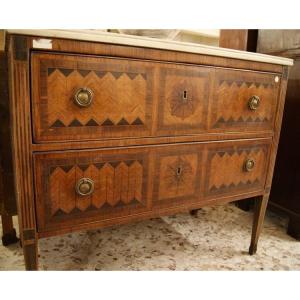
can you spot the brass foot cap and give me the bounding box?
[249,244,257,255]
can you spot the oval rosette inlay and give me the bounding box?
[164,157,193,189]
[170,82,197,120]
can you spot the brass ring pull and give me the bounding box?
[248,95,260,110]
[74,87,93,107]
[244,159,255,172]
[75,178,94,196]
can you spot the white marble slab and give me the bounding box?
[6,29,293,66]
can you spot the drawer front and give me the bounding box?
[204,140,270,199]
[34,148,150,231]
[34,140,270,232]
[31,53,154,142]
[32,52,212,142]
[156,64,210,135]
[152,144,203,209]
[32,52,280,143]
[210,69,280,131]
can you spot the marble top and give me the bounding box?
[5,29,293,66]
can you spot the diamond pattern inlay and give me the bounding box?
[46,68,147,128]
[51,117,145,128]
[212,73,277,129]
[49,160,145,217]
[206,145,268,196]
[47,68,147,81]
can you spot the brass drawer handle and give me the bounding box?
[75,178,94,196]
[74,87,93,107]
[248,95,260,110]
[244,159,255,172]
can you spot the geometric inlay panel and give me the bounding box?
[31,53,154,142]
[49,160,144,217]
[157,66,210,134]
[204,142,270,197]
[210,69,280,130]
[34,149,149,231]
[48,69,146,128]
[153,146,202,206]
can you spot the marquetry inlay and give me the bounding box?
[154,148,201,204]
[48,160,145,217]
[157,66,210,132]
[31,53,154,141]
[211,69,280,130]
[205,144,269,197]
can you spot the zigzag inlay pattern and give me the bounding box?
[207,146,267,195]
[213,75,276,129]
[49,160,144,217]
[215,116,270,126]
[209,178,260,193]
[47,68,147,80]
[45,65,148,131]
[50,117,145,128]
[219,80,273,89]
[53,198,141,217]
[213,147,261,158]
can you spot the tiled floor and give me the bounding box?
[0,204,299,270]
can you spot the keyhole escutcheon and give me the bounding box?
[182,90,188,102]
[176,166,182,176]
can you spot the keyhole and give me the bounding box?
[176,167,182,176]
[182,90,188,101]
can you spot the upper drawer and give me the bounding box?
[209,69,281,132]
[31,52,281,143]
[31,53,155,142]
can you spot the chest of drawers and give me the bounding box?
[1,30,292,270]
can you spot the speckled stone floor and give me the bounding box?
[0,204,299,270]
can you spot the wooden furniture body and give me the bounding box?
[257,30,300,239]
[0,166,18,246]
[0,36,18,246]
[219,29,260,212]
[2,30,292,269]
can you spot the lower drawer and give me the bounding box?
[34,139,271,232]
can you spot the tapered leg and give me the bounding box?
[21,229,38,270]
[23,242,38,270]
[249,194,269,255]
[1,213,19,246]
